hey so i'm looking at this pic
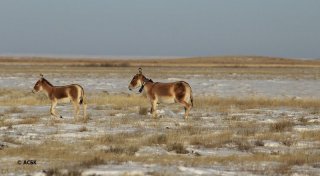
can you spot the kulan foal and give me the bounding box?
[128,68,193,119]
[32,74,87,119]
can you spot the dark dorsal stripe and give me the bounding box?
[42,78,54,86]
[142,75,153,83]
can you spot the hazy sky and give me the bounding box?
[0,0,319,58]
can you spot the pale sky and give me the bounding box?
[0,0,319,58]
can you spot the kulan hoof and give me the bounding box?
[60,115,63,118]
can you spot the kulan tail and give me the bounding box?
[190,90,194,107]
[79,87,84,105]
[182,81,194,107]
[79,87,87,119]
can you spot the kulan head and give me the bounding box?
[32,74,45,93]
[128,68,145,91]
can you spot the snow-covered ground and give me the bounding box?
[0,73,320,175]
[1,75,320,98]
[1,103,319,175]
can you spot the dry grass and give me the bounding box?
[269,119,294,132]
[1,140,69,157]
[189,129,252,151]
[19,115,40,124]
[254,140,265,147]
[146,134,168,145]
[4,106,24,114]
[93,105,106,110]
[256,132,292,142]
[0,118,13,127]
[190,131,234,148]
[255,132,298,148]
[91,126,231,151]
[167,143,189,154]
[75,116,89,124]
[88,94,148,109]
[79,157,105,167]
[0,140,92,173]
[300,130,320,141]
[279,152,319,166]
[281,138,295,147]
[0,89,149,113]
[1,136,22,145]
[4,143,319,168]
[196,96,320,111]
[233,138,253,151]
[139,106,149,115]
[90,125,236,152]
[78,126,87,132]
[44,168,82,176]
[231,121,260,136]
[297,117,309,125]
[94,132,144,146]
[105,145,139,156]
[1,126,319,174]
[272,164,292,175]
[0,89,48,106]
[0,115,40,127]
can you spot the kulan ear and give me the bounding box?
[138,68,142,74]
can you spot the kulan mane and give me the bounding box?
[143,75,153,83]
[42,78,54,86]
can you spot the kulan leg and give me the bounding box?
[180,100,192,119]
[50,100,62,118]
[151,100,158,118]
[83,103,87,120]
[72,102,80,119]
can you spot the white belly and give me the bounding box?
[158,96,175,104]
[58,97,71,103]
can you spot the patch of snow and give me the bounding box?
[188,147,251,157]
[115,113,125,117]
[264,141,281,147]
[135,146,168,156]
[294,125,320,132]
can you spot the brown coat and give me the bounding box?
[33,76,86,119]
[129,69,193,119]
